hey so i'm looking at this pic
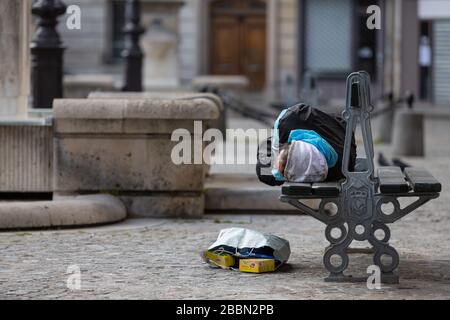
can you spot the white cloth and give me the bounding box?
[284,140,328,183]
[208,228,291,263]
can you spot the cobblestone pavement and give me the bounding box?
[1,212,450,300]
[0,117,449,300]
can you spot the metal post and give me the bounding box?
[122,0,144,92]
[30,0,67,109]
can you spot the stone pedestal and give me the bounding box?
[0,0,31,117]
[140,0,185,89]
[53,96,219,218]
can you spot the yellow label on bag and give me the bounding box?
[204,250,235,268]
[239,259,275,273]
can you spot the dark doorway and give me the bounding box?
[210,0,267,90]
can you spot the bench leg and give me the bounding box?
[322,221,400,284]
[322,225,352,281]
[368,222,400,284]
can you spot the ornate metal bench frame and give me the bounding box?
[280,71,440,283]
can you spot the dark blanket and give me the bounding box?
[256,103,357,186]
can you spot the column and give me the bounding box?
[0,0,32,117]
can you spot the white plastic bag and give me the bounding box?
[208,228,291,263]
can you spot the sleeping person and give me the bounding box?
[273,132,335,183]
[257,103,357,186]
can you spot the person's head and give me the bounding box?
[277,140,328,182]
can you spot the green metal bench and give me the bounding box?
[280,71,441,283]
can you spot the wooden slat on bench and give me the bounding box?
[282,183,312,196]
[404,168,442,193]
[378,166,409,194]
[312,182,341,197]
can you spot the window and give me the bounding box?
[302,0,378,78]
[111,0,126,62]
[303,0,353,74]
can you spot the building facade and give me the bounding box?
[54,0,436,106]
[418,0,450,106]
[58,0,301,100]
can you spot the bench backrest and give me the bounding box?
[340,71,378,223]
[342,71,375,180]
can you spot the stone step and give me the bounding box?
[0,194,126,230]
[205,174,318,213]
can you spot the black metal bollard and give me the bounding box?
[122,0,145,92]
[31,0,67,109]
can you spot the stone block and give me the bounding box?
[88,92,224,134]
[53,97,220,218]
[87,91,224,113]
[54,98,219,121]
[54,136,204,192]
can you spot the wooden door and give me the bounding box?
[210,0,267,90]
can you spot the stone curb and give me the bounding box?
[0,194,127,230]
